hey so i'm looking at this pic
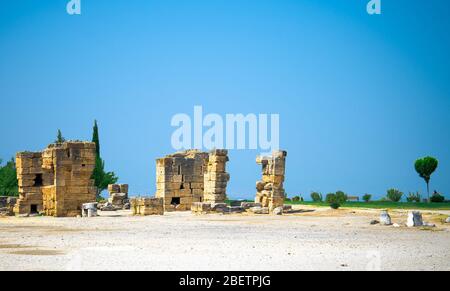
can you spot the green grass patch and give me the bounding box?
[285,201,450,210]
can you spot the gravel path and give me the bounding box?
[0,208,449,271]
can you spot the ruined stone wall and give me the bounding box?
[14,142,97,217]
[155,150,209,211]
[131,197,164,216]
[255,151,287,212]
[203,150,229,204]
[108,184,129,208]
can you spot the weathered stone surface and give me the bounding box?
[191,202,212,214]
[250,207,269,215]
[255,150,287,213]
[211,203,228,212]
[380,210,392,225]
[407,211,423,227]
[131,197,164,216]
[156,149,230,211]
[14,142,97,217]
[273,207,283,215]
[446,217,450,223]
[241,202,261,209]
[100,202,117,212]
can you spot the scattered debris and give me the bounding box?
[407,211,423,227]
[273,207,283,215]
[380,210,392,226]
[370,220,379,225]
[108,184,129,210]
[393,223,401,228]
[446,217,450,224]
[249,207,270,215]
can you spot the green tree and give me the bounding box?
[55,129,66,143]
[0,158,19,197]
[415,156,438,202]
[91,120,118,197]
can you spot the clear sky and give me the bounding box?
[1,0,449,200]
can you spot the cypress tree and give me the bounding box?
[91,120,118,197]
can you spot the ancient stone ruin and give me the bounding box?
[203,150,230,204]
[255,151,287,213]
[108,184,129,209]
[14,142,97,217]
[131,197,164,216]
[155,150,230,211]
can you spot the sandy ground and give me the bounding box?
[0,206,449,271]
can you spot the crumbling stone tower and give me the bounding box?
[14,142,97,217]
[156,150,209,211]
[203,150,230,204]
[255,151,287,212]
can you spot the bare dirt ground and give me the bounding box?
[0,206,449,271]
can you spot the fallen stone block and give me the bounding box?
[241,202,261,209]
[211,203,228,212]
[380,210,392,226]
[191,202,212,214]
[100,202,118,212]
[283,205,292,212]
[446,217,450,223]
[422,222,436,228]
[273,207,283,215]
[407,211,423,227]
[250,207,269,215]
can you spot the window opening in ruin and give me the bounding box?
[30,204,38,214]
[180,184,185,190]
[33,174,43,187]
[67,150,71,158]
[171,197,181,206]
[82,164,86,167]
[177,165,182,175]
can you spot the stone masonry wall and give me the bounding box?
[15,142,97,217]
[203,150,229,204]
[255,151,287,212]
[155,150,209,211]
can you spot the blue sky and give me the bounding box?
[1,0,449,200]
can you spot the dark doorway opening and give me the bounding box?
[33,174,43,187]
[180,184,185,190]
[30,204,38,214]
[171,197,181,206]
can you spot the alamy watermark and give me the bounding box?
[171,106,280,154]
[367,0,381,15]
[67,0,81,15]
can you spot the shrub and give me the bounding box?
[311,192,323,202]
[292,196,301,202]
[406,192,421,203]
[325,193,336,204]
[386,189,403,202]
[362,194,371,202]
[430,192,445,203]
[335,191,348,204]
